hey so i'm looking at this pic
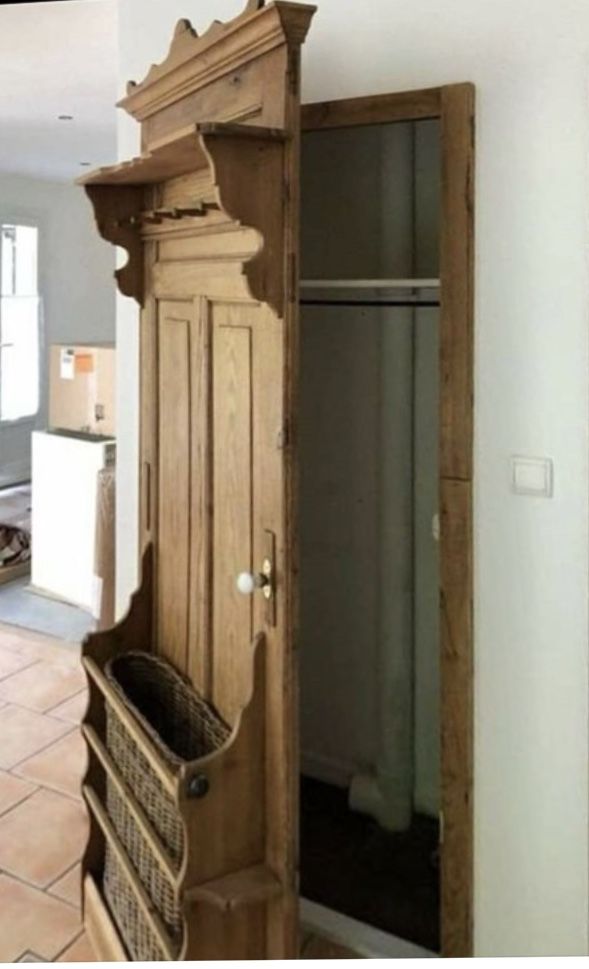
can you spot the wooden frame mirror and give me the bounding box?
[301,85,474,958]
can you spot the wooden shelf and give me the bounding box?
[186,864,282,912]
[79,123,288,187]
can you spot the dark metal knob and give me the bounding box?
[188,773,209,799]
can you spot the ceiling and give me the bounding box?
[0,0,117,182]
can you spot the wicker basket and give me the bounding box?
[102,651,231,960]
[104,847,170,962]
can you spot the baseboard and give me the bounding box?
[301,749,357,789]
[300,899,437,959]
[0,460,31,489]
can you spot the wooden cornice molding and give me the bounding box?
[119,1,316,124]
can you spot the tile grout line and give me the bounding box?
[46,858,82,892]
[0,866,83,909]
[6,700,85,722]
[52,928,86,962]
[0,658,42,683]
[0,783,40,820]
[4,690,81,723]
[3,724,79,773]
[45,687,88,721]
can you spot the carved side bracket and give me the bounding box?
[84,184,145,304]
[202,132,286,314]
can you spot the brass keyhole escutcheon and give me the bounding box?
[262,557,273,600]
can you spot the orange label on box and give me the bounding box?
[75,353,95,375]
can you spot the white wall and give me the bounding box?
[0,173,115,485]
[116,0,589,956]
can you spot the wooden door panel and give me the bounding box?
[212,309,256,721]
[157,299,194,675]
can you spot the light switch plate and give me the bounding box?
[511,456,554,498]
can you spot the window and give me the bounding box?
[0,223,40,422]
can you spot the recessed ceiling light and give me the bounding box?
[79,162,91,167]
[58,114,74,121]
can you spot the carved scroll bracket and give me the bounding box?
[84,184,145,304]
[201,131,287,316]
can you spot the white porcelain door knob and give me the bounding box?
[236,572,267,596]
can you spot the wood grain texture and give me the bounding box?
[302,88,442,131]
[180,635,267,960]
[439,84,475,958]
[212,316,255,722]
[119,3,316,138]
[440,478,473,958]
[267,36,305,959]
[187,864,281,912]
[157,301,193,676]
[188,297,213,696]
[440,83,475,481]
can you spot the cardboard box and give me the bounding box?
[49,344,116,437]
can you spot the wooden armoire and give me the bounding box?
[79,0,316,960]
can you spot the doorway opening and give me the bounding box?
[297,87,474,959]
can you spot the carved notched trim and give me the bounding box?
[124,1,267,99]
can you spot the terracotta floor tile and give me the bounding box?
[48,689,88,724]
[0,768,36,816]
[16,729,87,799]
[0,787,87,887]
[0,626,81,667]
[0,646,37,680]
[0,873,81,961]
[0,661,86,713]
[0,705,71,769]
[56,931,97,962]
[49,863,82,908]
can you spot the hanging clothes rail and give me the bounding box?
[300,299,440,307]
[300,278,440,289]
[299,279,440,307]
